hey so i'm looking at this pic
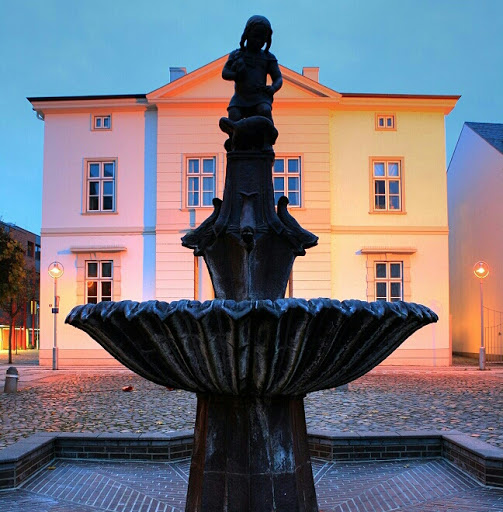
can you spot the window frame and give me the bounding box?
[184,155,217,208]
[375,113,396,131]
[83,158,117,214]
[272,155,302,207]
[369,157,405,214]
[363,250,413,302]
[85,260,113,304]
[374,261,403,302]
[92,114,112,131]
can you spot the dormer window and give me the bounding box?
[93,115,111,131]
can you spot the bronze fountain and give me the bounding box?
[67,16,437,511]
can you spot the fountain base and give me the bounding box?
[186,394,318,511]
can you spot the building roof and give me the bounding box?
[466,122,503,154]
[27,57,459,115]
[26,94,147,102]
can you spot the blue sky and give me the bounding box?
[1,0,502,234]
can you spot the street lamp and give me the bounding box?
[473,261,489,370]
[48,261,64,370]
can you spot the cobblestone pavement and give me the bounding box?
[1,457,503,511]
[0,365,502,451]
[0,348,39,366]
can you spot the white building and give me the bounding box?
[29,58,458,367]
[448,122,503,358]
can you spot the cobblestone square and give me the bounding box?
[1,358,503,510]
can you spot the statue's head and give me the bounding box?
[240,15,272,52]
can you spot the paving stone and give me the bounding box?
[1,458,502,511]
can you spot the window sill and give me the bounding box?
[180,207,215,212]
[82,211,119,215]
[369,210,407,215]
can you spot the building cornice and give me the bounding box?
[337,94,459,114]
[331,225,449,235]
[41,227,155,236]
[360,246,417,254]
[70,246,127,253]
[28,96,149,115]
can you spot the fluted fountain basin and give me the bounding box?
[66,298,437,396]
[67,298,437,511]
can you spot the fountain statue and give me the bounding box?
[67,15,437,511]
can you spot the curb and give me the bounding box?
[1,429,502,490]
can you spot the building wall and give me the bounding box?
[448,126,503,355]
[0,222,41,350]
[39,110,151,366]
[34,69,455,367]
[155,104,333,301]
[328,110,450,365]
[42,111,147,231]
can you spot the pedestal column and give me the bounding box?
[185,394,319,511]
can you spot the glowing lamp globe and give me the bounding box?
[48,261,64,279]
[473,261,489,279]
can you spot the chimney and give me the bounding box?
[170,67,187,82]
[302,67,319,82]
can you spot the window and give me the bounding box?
[86,261,113,304]
[92,115,111,130]
[375,262,403,302]
[35,244,41,261]
[375,114,396,131]
[27,241,34,258]
[371,158,403,212]
[363,249,413,302]
[74,249,123,304]
[273,157,301,206]
[187,157,216,207]
[86,160,116,212]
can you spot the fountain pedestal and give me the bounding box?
[186,394,317,511]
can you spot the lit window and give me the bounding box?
[86,160,116,212]
[376,114,396,131]
[273,157,301,206]
[86,261,113,304]
[93,115,111,130]
[371,159,403,212]
[375,262,403,302]
[187,157,216,207]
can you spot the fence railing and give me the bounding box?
[483,306,503,363]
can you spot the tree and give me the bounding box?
[0,225,28,363]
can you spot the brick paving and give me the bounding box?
[1,457,502,511]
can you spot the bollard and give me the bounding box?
[4,367,19,393]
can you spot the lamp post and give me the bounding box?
[48,261,64,370]
[473,261,489,370]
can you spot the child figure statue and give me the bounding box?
[222,15,283,123]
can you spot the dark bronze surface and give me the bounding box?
[66,15,440,510]
[66,299,437,396]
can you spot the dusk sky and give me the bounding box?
[1,0,502,234]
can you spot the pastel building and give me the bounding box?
[29,57,458,367]
[448,122,503,359]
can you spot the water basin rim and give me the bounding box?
[66,298,438,325]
